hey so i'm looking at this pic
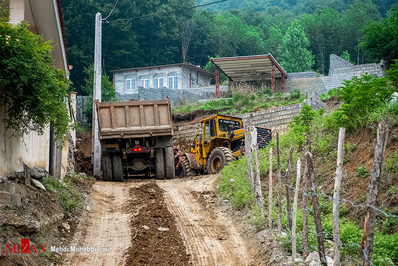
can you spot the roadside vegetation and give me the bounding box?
[42,173,95,213]
[173,84,305,115]
[218,61,398,265]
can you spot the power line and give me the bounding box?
[103,0,120,21]
[107,0,227,22]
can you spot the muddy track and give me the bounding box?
[61,182,132,266]
[158,180,249,266]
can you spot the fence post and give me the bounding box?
[307,152,327,266]
[285,147,294,230]
[244,119,254,193]
[277,132,282,234]
[302,155,309,259]
[269,147,273,228]
[333,128,345,266]
[361,122,389,266]
[292,157,301,264]
[254,144,264,215]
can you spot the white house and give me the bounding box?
[112,63,213,96]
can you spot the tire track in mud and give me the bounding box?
[61,182,132,266]
[158,181,249,266]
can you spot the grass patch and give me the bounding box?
[42,173,94,213]
[172,85,305,115]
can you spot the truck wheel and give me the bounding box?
[206,147,235,174]
[155,148,165,179]
[164,147,175,179]
[102,151,113,181]
[182,155,194,177]
[112,152,124,182]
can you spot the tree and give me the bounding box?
[0,20,71,141]
[360,6,398,65]
[264,27,282,57]
[179,18,197,63]
[340,50,355,64]
[278,20,314,73]
[82,64,116,124]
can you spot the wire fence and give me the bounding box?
[247,123,395,266]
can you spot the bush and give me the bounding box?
[373,231,398,266]
[357,165,369,178]
[42,173,90,213]
[249,205,266,230]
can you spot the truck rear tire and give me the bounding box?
[102,151,113,181]
[206,147,234,174]
[155,147,165,179]
[182,155,194,177]
[164,146,175,179]
[112,152,124,182]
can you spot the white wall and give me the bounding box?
[0,106,50,177]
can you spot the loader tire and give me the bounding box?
[181,155,194,177]
[165,146,175,179]
[112,152,124,182]
[155,147,165,179]
[102,151,113,181]
[206,147,234,174]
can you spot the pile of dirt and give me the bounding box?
[323,96,342,110]
[75,132,93,176]
[172,109,225,126]
[125,182,191,265]
[0,176,95,266]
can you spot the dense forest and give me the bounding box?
[61,0,398,94]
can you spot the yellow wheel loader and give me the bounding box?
[181,114,272,176]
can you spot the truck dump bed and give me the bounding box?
[96,99,174,140]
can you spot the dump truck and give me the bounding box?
[182,114,272,176]
[96,99,174,181]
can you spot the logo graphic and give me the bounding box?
[5,239,47,254]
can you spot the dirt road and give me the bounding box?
[62,175,262,266]
[62,182,133,266]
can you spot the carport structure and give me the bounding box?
[211,54,287,97]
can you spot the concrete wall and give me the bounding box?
[114,65,212,96]
[0,105,50,177]
[285,55,386,94]
[173,102,306,146]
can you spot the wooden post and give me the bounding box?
[333,128,345,266]
[271,63,276,93]
[302,155,309,259]
[215,67,220,98]
[361,123,389,266]
[228,78,232,94]
[292,157,301,264]
[281,75,286,93]
[254,144,264,215]
[307,152,327,266]
[269,147,273,228]
[277,132,282,234]
[244,120,254,192]
[285,147,294,230]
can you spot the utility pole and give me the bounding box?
[92,12,102,177]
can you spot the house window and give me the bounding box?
[154,74,164,89]
[168,73,178,89]
[126,76,136,91]
[140,76,149,88]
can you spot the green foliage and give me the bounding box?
[203,55,227,85]
[361,6,398,64]
[330,74,394,132]
[387,59,398,90]
[383,150,398,173]
[386,185,398,196]
[249,205,265,230]
[357,164,369,178]
[0,21,72,141]
[82,64,117,124]
[373,232,398,265]
[218,159,253,209]
[278,20,315,73]
[172,87,305,115]
[42,173,92,213]
[320,87,341,100]
[340,50,355,65]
